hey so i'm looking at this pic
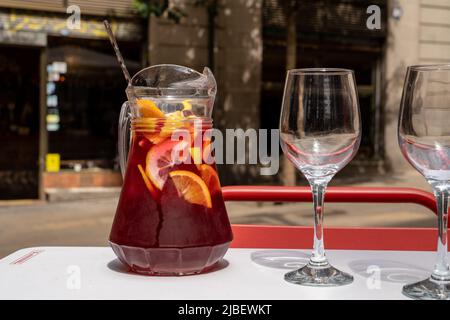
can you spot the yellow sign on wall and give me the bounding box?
[46,153,60,173]
[0,11,142,41]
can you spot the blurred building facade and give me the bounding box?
[141,0,450,184]
[0,0,142,199]
[0,0,449,199]
[384,0,450,174]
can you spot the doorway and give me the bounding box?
[0,46,40,199]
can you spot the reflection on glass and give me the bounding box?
[279,68,361,286]
[399,64,450,300]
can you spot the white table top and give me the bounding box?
[0,246,436,300]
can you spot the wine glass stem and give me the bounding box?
[310,181,329,266]
[432,185,450,281]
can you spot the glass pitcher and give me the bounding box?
[110,64,233,275]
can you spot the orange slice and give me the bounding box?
[168,170,212,208]
[143,133,167,145]
[137,99,165,118]
[137,164,159,200]
[160,111,186,137]
[145,139,189,190]
[197,164,221,195]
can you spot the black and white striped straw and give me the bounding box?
[103,20,132,84]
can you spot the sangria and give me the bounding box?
[110,65,232,275]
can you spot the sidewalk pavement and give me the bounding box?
[0,170,436,258]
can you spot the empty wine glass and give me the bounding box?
[279,68,361,286]
[398,65,450,300]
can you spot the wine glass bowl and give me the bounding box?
[279,68,361,286]
[398,64,450,300]
[280,69,360,182]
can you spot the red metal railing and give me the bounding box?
[222,186,437,214]
[221,186,442,251]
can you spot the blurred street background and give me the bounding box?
[0,170,435,258]
[0,0,448,258]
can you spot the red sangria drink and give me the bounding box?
[110,65,232,275]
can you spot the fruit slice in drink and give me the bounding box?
[137,164,159,200]
[168,170,212,208]
[197,164,221,195]
[137,99,165,118]
[145,139,190,190]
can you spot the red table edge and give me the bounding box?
[222,186,441,251]
[230,224,439,251]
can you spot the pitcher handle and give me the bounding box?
[118,101,131,178]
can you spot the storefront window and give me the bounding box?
[46,36,142,170]
[0,45,40,199]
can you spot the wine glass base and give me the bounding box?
[403,278,450,300]
[284,263,353,287]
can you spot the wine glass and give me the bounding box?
[279,68,361,286]
[398,65,450,300]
